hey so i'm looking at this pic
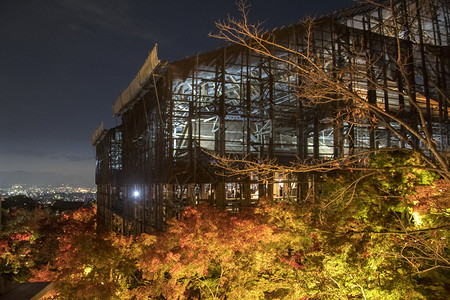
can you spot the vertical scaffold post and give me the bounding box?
[216,48,227,209]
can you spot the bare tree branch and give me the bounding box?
[210,0,449,179]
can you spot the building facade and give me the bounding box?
[93,0,450,234]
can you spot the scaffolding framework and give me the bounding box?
[94,0,450,234]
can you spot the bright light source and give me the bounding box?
[412,212,422,226]
[133,190,140,198]
[84,266,93,275]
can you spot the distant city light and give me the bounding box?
[0,184,97,205]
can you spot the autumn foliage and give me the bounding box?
[0,154,449,299]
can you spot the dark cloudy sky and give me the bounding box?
[0,0,355,186]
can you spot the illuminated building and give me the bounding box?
[93,0,449,234]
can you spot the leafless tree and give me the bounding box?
[210,0,449,180]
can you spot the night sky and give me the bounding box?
[0,0,355,186]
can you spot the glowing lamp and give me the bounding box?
[133,190,140,198]
[412,212,422,226]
